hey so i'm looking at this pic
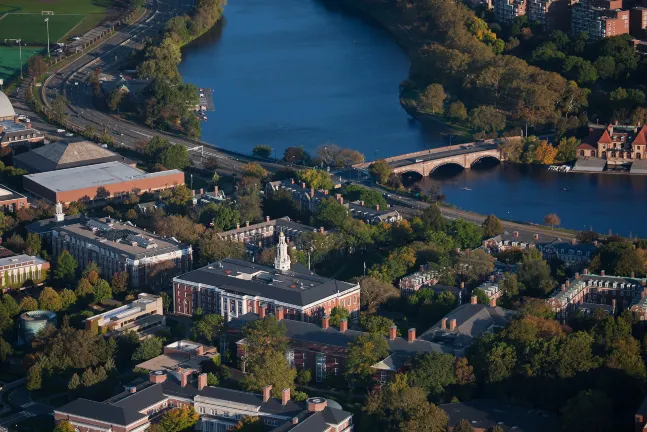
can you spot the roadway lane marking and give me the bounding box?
[132,130,152,138]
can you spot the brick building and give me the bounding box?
[578,124,647,162]
[54,370,353,432]
[572,0,629,40]
[51,215,192,288]
[265,179,401,225]
[631,7,647,38]
[494,0,527,24]
[216,216,326,249]
[0,254,49,292]
[173,232,360,323]
[547,270,647,321]
[0,185,28,213]
[527,0,571,30]
[23,161,184,204]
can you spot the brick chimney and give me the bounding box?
[449,319,457,330]
[310,188,315,198]
[263,385,272,402]
[407,328,416,343]
[266,216,270,222]
[319,227,324,233]
[561,284,566,292]
[389,326,397,340]
[441,317,448,330]
[575,272,580,279]
[471,295,477,305]
[375,204,380,211]
[276,307,284,321]
[236,223,240,229]
[534,233,539,240]
[490,298,496,307]
[584,268,589,275]
[632,272,636,278]
[302,182,306,189]
[259,304,266,319]
[215,185,219,195]
[290,178,295,184]
[198,373,207,391]
[565,280,570,288]
[601,270,605,276]
[360,200,365,207]
[128,386,137,394]
[192,190,196,196]
[246,221,250,227]
[460,282,465,289]
[339,318,348,333]
[180,370,189,387]
[282,388,290,406]
[322,315,330,330]
[339,197,343,205]
[514,231,519,238]
[489,275,495,282]
[199,188,204,195]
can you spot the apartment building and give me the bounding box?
[216,216,326,249]
[527,0,571,30]
[54,370,353,432]
[547,270,647,321]
[51,215,192,287]
[85,293,165,337]
[265,179,401,225]
[174,233,361,323]
[494,0,527,24]
[572,0,629,40]
[630,7,647,38]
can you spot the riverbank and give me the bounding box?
[333,0,472,141]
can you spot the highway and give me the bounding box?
[12,0,283,175]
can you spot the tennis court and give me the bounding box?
[0,46,44,80]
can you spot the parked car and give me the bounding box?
[57,129,65,133]
[65,132,74,137]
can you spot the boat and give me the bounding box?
[461,187,472,191]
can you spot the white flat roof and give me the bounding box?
[24,161,182,192]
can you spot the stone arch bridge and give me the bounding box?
[353,139,514,177]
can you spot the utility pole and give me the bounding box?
[18,39,23,79]
[44,18,50,58]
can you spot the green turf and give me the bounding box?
[0,14,86,44]
[0,0,112,15]
[0,45,44,80]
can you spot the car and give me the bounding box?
[57,129,65,133]
[415,158,423,162]
[17,115,26,120]
[74,81,78,86]
[65,133,74,137]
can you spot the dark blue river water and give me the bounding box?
[178,0,647,237]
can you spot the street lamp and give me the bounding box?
[44,18,51,58]
[17,39,23,79]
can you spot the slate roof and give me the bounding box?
[111,383,167,411]
[26,213,83,235]
[13,140,126,173]
[55,398,146,426]
[174,259,358,307]
[440,400,556,432]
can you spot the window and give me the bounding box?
[286,349,295,367]
[316,353,326,382]
[379,371,388,383]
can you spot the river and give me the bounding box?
[178,0,647,237]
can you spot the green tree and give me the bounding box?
[453,419,476,432]
[111,272,129,294]
[0,337,13,362]
[360,314,397,336]
[446,218,483,249]
[2,295,19,318]
[312,197,349,229]
[159,144,189,170]
[558,390,613,432]
[207,372,219,386]
[484,341,516,383]
[26,364,42,391]
[469,106,506,133]
[445,101,468,122]
[54,420,76,432]
[243,349,297,397]
[283,147,310,165]
[198,230,246,264]
[473,288,489,305]
[297,369,311,385]
[54,251,77,284]
[296,169,333,190]
[517,248,554,296]
[593,56,615,80]
[557,331,598,378]
[38,287,63,312]
[242,162,268,179]
[60,289,77,310]
[556,136,581,161]
[93,279,112,303]
[481,214,503,237]
[199,203,239,230]
[191,314,224,344]
[67,373,80,391]
[419,83,446,114]
[421,204,445,232]
[19,296,38,312]
[158,406,199,432]
[328,306,350,328]
[359,277,400,314]
[231,416,264,432]
[107,89,125,112]
[25,232,42,256]
[408,352,456,401]
[345,333,389,382]
[544,213,560,228]
[75,278,94,299]
[132,336,163,362]
[368,160,393,183]
[252,145,272,158]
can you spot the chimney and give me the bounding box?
[215,185,219,195]
[324,190,329,195]
[584,268,589,275]
[339,318,348,332]
[198,373,207,391]
[149,371,167,384]
[246,221,250,227]
[282,388,290,406]
[290,178,295,184]
[533,233,539,240]
[571,238,577,245]
[489,275,495,282]
[460,282,465,289]
[441,317,448,330]
[575,272,580,279]
[565,280,570,288]
[266,216,270,222]
[601,270,605,276]
[180,371,188,387]
[407,328,416,343]
[292,417,299,425]
[456,248,461,254]
[375,204,380,211]
[514,231,519,238]
[471,295,477,305]
[236,223,240,229]
[276,307,284,321]
[339,197,343,205]
[449,319,457,330]
[389,326,397,340]
[612,299,617,311]
[490,298,496,307]
[319,227,324,233]
[302,182,306,189]
[128,386,137,394]
[259,305,266,319]
[310,188,315,198]
[360,200,365,207]
[200,188,204,195]
[192,190,196,196]
[632,272,636,278]
[336,194,341,200]
[561,284,566,292]
[322,315,330,330]
[263,385,272,402]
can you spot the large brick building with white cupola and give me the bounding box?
[173,232,361,323]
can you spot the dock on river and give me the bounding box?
[198,88,215,111]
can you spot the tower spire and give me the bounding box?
[274,231,291,272]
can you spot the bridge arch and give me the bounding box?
[400,170,424,180]
[470,155,501,168]
[429,161,466,174]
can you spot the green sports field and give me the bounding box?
[0,45,44,80]
[0,0,115,44]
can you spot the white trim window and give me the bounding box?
[286,349,295,368]
[316,353,326,382]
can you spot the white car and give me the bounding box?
[57,129,65,133]
[65,133,74,137]
[17,115,26,120]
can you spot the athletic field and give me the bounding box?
[0,0,113,44]
[0,46,44,80]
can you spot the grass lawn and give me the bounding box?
[0,45,43,80]
[0,0,117,43]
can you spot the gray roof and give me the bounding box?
[217,217,323,238]
[111,383,167,411]
[440,400,556,432]
[175,260,358,307]
[14,140,126,172]
[0,254,47,268]
[26,213,83,235]
[23,161,182,193]
[0,184,26,202]
[55,398,146,426]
